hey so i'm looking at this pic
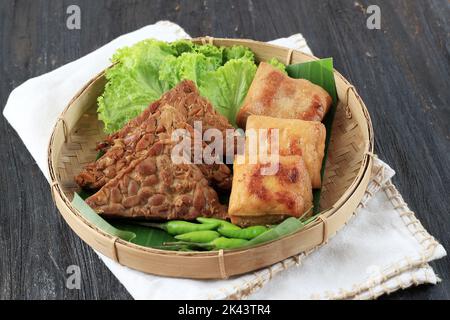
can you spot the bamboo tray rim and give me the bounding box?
[47,37,374,276]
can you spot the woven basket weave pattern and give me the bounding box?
[320,102,365,210]
[48,38,373,279]
[58,107,106,194]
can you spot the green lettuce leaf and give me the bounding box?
[97,40,288,132]
[193,44,224,68]
[223,45,255,62]
[169,39,195,56]
[267,57,287,74]
[199,59,257,127]
[159,52,217,88]
[98,39,176,133]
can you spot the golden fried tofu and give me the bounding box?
[236,62,332,128]
[245,115,326,188]
[228,155,313,227]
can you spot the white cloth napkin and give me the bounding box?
[3,21,446,300]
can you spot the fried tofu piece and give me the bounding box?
[245,115,326,188]
[236,62,332,128]
[228,155,313,227]
[85,141,227,220]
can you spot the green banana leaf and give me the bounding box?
[244,217,303,247]
[72,193,136,241]
[110,221,176,248]
[72,193,178,248]
[286,58,338,213]
[241,214,320,248]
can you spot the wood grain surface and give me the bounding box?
[0,0,448,300]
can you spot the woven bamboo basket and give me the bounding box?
[48,37,374,279]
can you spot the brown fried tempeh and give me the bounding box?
[85,140,227,220]
[100,80,233,151]
[75,104,232,190]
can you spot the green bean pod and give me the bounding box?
[196,217,240,230]
[210,237,249,249]
[137,220,220,235]
[175,230,220,243]
[218,225,268,240]
[164,237,248,251]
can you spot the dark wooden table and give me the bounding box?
[0,0,448,300]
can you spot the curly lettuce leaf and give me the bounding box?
[98,40,176,132]
[223,45,255,62]
[267,57,287,74]
[199,59,257,127]
[159,52,217,88]
[97,40,268,132]
[169,39,195,56]
[193,44,224,68]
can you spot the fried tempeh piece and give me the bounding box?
[75,105,232,190]
[76,105,181,189]
[85,141,227,220]
[99,80,233,150]
[236,62,332,129]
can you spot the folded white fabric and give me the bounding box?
[3,21,446,300]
